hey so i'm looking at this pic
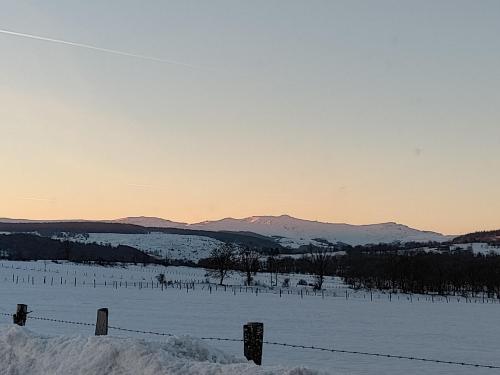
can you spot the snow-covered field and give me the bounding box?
[0,261,499,375]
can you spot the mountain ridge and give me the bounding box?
[0,215,454,247]
[113,215,442,232]
[113,214,452,247]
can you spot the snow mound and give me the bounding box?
[0,326,325,375]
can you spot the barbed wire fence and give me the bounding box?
[2,271,499,307]
[1,308,499,370]
[2,261,500,305]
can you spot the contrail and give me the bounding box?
[0,28,198,69]
[127,183,160,189]
[21,197,53,202]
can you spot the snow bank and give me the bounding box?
[0,326,324,375]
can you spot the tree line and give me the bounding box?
[337,251,500,297]
[198,243,500,297]
[199,244,335,289]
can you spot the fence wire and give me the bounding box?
[108,325,175,337]
[1,309,499,370]
[29,315,95,327]
[0,312,498,370]
[260,341,500,369]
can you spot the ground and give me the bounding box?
[0,261,499,375]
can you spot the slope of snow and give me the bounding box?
[451,243,500,255]
[188,216,450,245]
[0,326,321,375]
[57,232,223,261]
[117,215,451,247]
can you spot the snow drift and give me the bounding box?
[0,326,324,375]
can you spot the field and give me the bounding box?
[0,260,499,375]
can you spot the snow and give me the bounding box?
[2,215,453,254]
[0,326,321,375]
[451,243,500,255]
[0,261,499,374]
[117,215,451,247]
[56,232,223,261]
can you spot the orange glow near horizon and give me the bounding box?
[1,89,499,236]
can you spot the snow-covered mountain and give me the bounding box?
[116,215,451,247]
[0,215,452,250]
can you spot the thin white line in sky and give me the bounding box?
[127,183,158,189]
[20,197,53,202]
[0,28,198,69]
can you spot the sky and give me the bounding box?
[0,1,499,235]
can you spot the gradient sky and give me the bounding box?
[1,1,499,235]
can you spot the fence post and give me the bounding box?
[13,304,28,326]
[243,322,264,365]
[95,308,108,336]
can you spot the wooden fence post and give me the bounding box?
[95,308,108,336]
[244,322,264,365]
[13,304,28,326]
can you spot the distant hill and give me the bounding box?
[111,216,186,228]
[0,216,453,261]
[0,233,155,263]
[0,221,283,261]
[0,221,281,250]
[0,222,148,236]
[453,230,500,245]
[116,215,452,247]
[149,227,281,249]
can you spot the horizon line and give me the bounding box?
[0,214,477,236]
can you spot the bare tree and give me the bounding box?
[156,273,167,285]
[62,240,72,261]
[163,251,171,267]
[266,252,280,287]
[206,243,236,285]
[238,246,261,286]
[309,246,334,290]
